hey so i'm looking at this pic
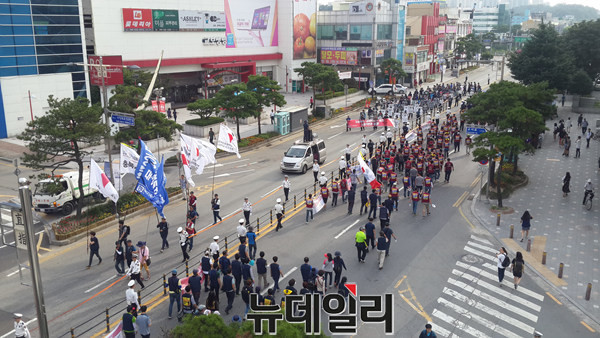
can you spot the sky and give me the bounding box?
[545,0,600,11]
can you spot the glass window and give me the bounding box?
[9,0,32,4]
[35,34,81,44]
[32,5,79,15]
[9,4,30,14]
[16,45,35,55]
[34,25,81,35]
[349,25,372,40]
[31,0,78,5]
[0,25,13,34]
[12,25,33,34]
[377,24,392,40]
[71,71,85,81]
[0,47,16,56]
[0,56,17,67]
[0,5,9,14]
[0,67,18,76]
[36,44,82,55]
[334,25,347,40]
[0,36,15,45]
[317,25,333,40]
[18,66,37,75]
[0,14,31,24]
[14,35,34,44]
[33,15,80,25]
[37,53,82,65]
[16,55,35,65]
[38,63,81,74]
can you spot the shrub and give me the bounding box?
[185,117,224,127]
[237,132,279,148]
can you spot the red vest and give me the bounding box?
[381,171,388,180]
[306,199,313,208]
[411,191,420,201]
[424,177,432,187]
[391,186,399,197]
[421,193,431,203]
[321,187,329,198]
[466,137,472,145]
[403,177,410,185]
[390,172,397,182]
[332,182,339,193]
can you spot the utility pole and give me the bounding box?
[500,55,505,81]
[99,56,115,184]
[18,179,49,337]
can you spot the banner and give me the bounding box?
[347,119,395,128]
[293,0,317,59]
[155,157,169,217]
[120,143,140,176]
[152,9,179,31]
[217,124,241,158]
[123,8,153,31]
[90,158,119,203]
[181,144,195,187]
[320,47,357,65]
[179,10,226,31]
[104,322,122,338]
[225,0,278,48]
[134,140,160,209]
[180,133,217,175]
[313,195,325,214]
[88,55,124,86]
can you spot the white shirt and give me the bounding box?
[126,288,139,307]
[274,203,284,214]
[584,182,594,191]
[282,179,291,189]
[386,131,393,138]
[237,225,247,237]
[379,135,386,143]
[497,253,506,269]
[338,159,346,169]
[127,260,141,275]
[179,232,188,246]
[359,148,367,158]
[345,147,351,155]
[242,201,252,212]
[14,320,30,338]
[209,241,220,255]
[575,139,581,149]
[312,163,320,172]
[319,175,327,186]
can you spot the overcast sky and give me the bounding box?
[544,0,600,11]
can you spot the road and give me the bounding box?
[0,64,597,337]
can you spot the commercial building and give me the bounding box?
[85,0,318,104]
[0,0,88,138]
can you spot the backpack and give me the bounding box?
[513,260,524,274]
[502,255,510,268]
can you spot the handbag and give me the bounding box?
[146,257,151,266]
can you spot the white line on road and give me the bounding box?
[211,169,255,178]
[432,309,490,338]
[0,318,37,338]
[261,266,298,295]
[334,220,360,239]
[261,186,281,198]
[6,266,25,277]
[330,125,343,129]
[470,235,492,245]
[85,275,118,293]
[466,241,497,254]
[328,132,343,140]
[206,159,249,168]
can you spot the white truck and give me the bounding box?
[33,171,98,215]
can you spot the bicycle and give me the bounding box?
[584,191,594,210]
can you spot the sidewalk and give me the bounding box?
[471,96,600,323]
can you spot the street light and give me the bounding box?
[66,60,140,184]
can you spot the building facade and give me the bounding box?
[0,0,88,138]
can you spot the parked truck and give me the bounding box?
[33,171,98,215]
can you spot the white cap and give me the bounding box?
[321,171,325,175]
[341,156,344,159]
[128,280,135,287]
[177,227,183,233]
[13,313,22,318]
[276,198,281,203]
[362,144,366,147]
[588,179,592,183]
[213,235,219,240]
[381,132,385,135]
[239,218,245,224]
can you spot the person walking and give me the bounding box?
[368,190,378,218]
[167,270,181,319]
[383,223,397,256]
[338,156,347,178]
[378,203,389,230]
[411,190,420,215]
[582,118,588,134]
[270,256,283,292]
[586,129,592,148]
[419,323,437,338]
[520,210,533,242]
[208,263,222,302]
[179,175,188,200]
[241,279,253,319]
[114,241,125,275]
[177,227,190,263]
[211,194,222,224]
[242,197,252,225]
[188,191,197,211]
[312,160,320,182]
[13,313,31,338]
[209,235,220,261]
[222,268,236,315]
[122,305,136,338]
[118,219,130,247]
[444,158,454,183]
[274,198,284,231]
[185,217,195,252]
[347,186,356,214]
[305,194,314,223]
[135,241,151,280]
[511,252,525,290]
[125,240,134,268]
[421,191,431,216]
[332,251,347,287]
[496,247,509,286]
[237,219,247,244]
[364,218,376,250]
[331,178,340,207]
[282,175,291,201]
[172,109,177,122]
[355,227,368,263]
[87,231,101,269]
[188,269,202,305]
[156,217,169,252]
[562,172,571,197]
[136,306,151,338]
[322,253,334,288]
[208,127,215,144]
[247,227,257,260]
[376,231,389,270]
[360,186,369,215]
[256,251,269,290]
[231,254,243,295]
[126,280,140,310]
[563,136,571,157]
[126,254,145,289]
[575,136,582,158]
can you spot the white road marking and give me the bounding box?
[437,297,521,338]
[84,275,118,293]
[211,169,255,178]
[463,245,497,262]
[467,241,498,254]
[261,186,281,198]
[447,277,539,323]
[479,262,545,301]
[334,220,360,239]
[206,159,249,168]
[328,132,343,140]
[470,234,493,245]
[0,318,37,338]
[442,287,536,333]
[330,125,343,129]
[451,269,541,311]
[432,309,491,338]
[6,266,25,277]
[261,266,298,295]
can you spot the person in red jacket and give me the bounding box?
[421,192,431,216]
[444,159,454,183]
[411,190,420,215]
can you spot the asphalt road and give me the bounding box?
[1,64,597,337]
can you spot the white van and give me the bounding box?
[280,139,327,174]
[33,171,98,215]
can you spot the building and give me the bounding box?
[316,0,401,88]
[0,0,88,138]
[441,7,473,69]
[471,7,499,33]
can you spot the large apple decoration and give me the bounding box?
[294,14,310,41]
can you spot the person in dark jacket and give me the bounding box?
[222,268,236,314]
[360,186,369,215]
[114,241,125,275]
[332,251,347,287]
[241,279,253,318]
[347,186,356,214]
[231,254,243,295]
[300,257,312,282]
[87,231,101,268]
[188,269,202,305]
[241,258,254,285]
[368,190,378,218]
[419,323,437,338]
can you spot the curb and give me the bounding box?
[469,188,600,327]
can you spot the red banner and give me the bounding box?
[122,8,153,31]
[151,100,158,112]
[88,55,124,86]
[347,119,395,128]
[159,101,166,113]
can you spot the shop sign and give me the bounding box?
[202,37,227,46]
[123,8,153,31]
[152,9,179,31]
[320,47,358,65]
[179,10,226,31]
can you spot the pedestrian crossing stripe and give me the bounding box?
[433,308,492,338]
[469,235,492,245]
[466,241,497,254]
[463,245,497,262]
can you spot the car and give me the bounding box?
[280,139,327,174]
[368,84,408,95]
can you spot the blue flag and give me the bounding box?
[154,156,169,217]
[134,140,160,209]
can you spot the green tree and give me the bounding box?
[18,96,108,217]
[247,75,287,134]
[114,110,182,144]
[213,82,261,141]
[563,19,600,80]
[108,85,145,114]
[187,98,216,119]
[294,62,340,105]
[493,25,509,33]
[454,34,483,63]
[569,69,594,95]
[508,23,574,91]
[171,314,236,338]
[379,58,408,84]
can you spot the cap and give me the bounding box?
[136,241,146,247]
[588,179,592,183]
[128,280,135,287]
[276,198,281,203]
[284,175,289,178]
[132,253,138,258]
[341,156,344,159]
[362,144,366,147]
[239,218,245,224]
[244,197,248,200]
[172,269,177,275]
[359,226,365,231]
[177,227,183,233]
[13,313,22,319]
[213,235,219,240]
[381,132,385,135]
[335,251,341,257]
[321,171,325,175]
[232,314,243,323]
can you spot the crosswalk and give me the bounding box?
[429,235,545,338]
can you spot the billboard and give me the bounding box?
[178,10,226,31]
[225,0,278,48]
[293,0,317,59]
[445,25,457,34]
[123,8,153,31]
[320,48,358,65]
[152,9,179,31]
[88,55,124,86]
[396,5,405,63]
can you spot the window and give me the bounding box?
[34,25,81,35]
[33,15,80,25]
[0,56,17,67]
[37,53,82,65]
[36,44,82,55]
[377,24,392,40]
[405,26,411,36]
[31,0,79,4]
[18,66,37,75]
[35,34,81,44]
[317,25,334,40]
[349,25,372,40]
[334,25,347,39]
[31,5,79,15]
[0,67,17,76]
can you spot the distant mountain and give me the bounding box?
[513,4,599,22]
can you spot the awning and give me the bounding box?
[201,62,255,69]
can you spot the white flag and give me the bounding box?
[120,143,140,176]
[90,158,119,203]
[217,123,241,158]
[358,152,381,190]
[180,134,217,175]
[180,144,195,187]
